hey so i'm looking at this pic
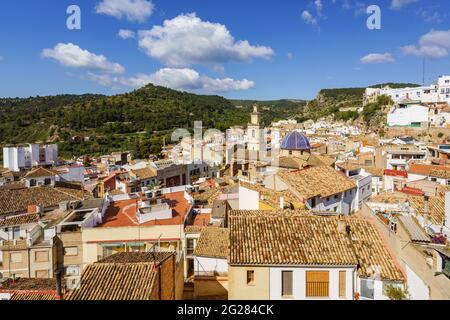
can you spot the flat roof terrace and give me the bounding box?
[98,192,191,228]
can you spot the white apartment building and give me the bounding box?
[365,75,450,105]
[3,144,58,172]
[387,104,429,127]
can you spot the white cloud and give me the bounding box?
[401,29,450,58]
[417,8,444,24]
[88,68,254,93]
[137,13,273,68]
[42,43,125,74]
[301,10,318,25]
[95,0,154,23]
[287,53,294,60]
[315,0,323,14]
[360,53,395,64]
[118,29,136,39]
[391,0,418,10]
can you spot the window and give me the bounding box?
[44,178,52,185]
[10,252,22,263]
[339,271,346,298]
[361,279,375,299]
[29,179,36,187]
[64,247,78,257]
[35,270,49,278]
[281,271,293,297]
[12,226,20,240]
[247,270,255,285]
[326,197,330,202]
[35,251,49,262]
[306,271,329,297]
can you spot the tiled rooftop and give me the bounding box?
[0,213,40,228]
[278,166,356,199]
[23,167,57,179]
[409,163,450,177]
[239,181,303,209]
[0,184,85,216]
[99,191,191,228]
[194,227,229,259]
[98,252,174,264]
[229,212,404,281]
[66,262,157,300]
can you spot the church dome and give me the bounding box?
[281,131,311,150]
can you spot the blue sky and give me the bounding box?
[0,0,449,100]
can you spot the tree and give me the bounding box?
[83,156,91,167]
[385,284,409,300]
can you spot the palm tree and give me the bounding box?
[148,180,163,191]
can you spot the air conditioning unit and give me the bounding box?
[65,266,79,276]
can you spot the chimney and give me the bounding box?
[279,196,284,209]
[54,270,63,300]
[27,204,38,214]
[424,195,430,225]
[337,215,346,234]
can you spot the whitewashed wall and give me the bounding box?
[269,267,355,300]
[238,186,259,210]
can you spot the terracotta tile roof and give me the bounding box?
[66,262,158,300]
[336,162,362,171]
[10,292,59,300]
[407,187,448,226]
[308,154,336,167]
[229,212,404,281]
[277,156,308,169]
[230,209,312,217]
[239,181,302,209]
[0,278,61,300]
[278,166,356,199]
[409,163,450,177]
[99,191,190,228]
[24,167,57,179]
[131,167,156,180]
[98,252,174,264]
[369,192,408,204]
[0,184,84,216]
[361,166,384,177]
[185,225,205,233]
[194,227,229,259]
[430,169,450,179]
[0,213,40,228]
[192,187,222,207]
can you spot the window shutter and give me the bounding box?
[339,271,346,297]
[282,271,293,297]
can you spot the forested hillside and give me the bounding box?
[0,85,303,159]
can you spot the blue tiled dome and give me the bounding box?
[281,132,311,150]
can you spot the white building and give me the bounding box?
[387,104,429,127]
[228,213,406,300]
[365,75,450,105]
[3,144,58,172]
[336,163,373,211]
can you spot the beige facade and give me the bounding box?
[59,231,83,289]
[0,242,59,279]
[80,225,185,267]
[228,266,270,300]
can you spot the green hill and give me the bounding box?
[0,85,306,159]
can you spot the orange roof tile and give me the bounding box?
[99,192,191,228]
